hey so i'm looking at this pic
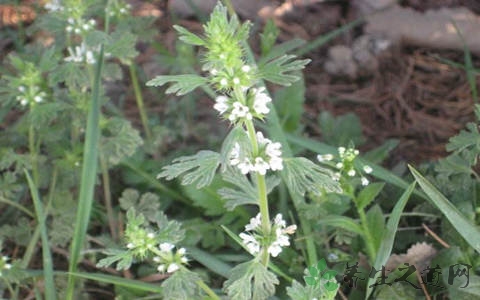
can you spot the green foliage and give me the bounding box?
[282,157,342,196]
[161,269,202,300]
[260,19,279,56]
[100,117,143,166]
[118,189,161,222]
[258,55,311,86]
[223,261,279,300]
[146,74,208,96]
[157,150,221,188]
[318,111,365,147]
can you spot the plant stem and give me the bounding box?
[196,280,221,300]
[129,63,152,142]
[28,125,39,185]
[357,208,377,261]
[245,118,271,266]
[100,154,117,240]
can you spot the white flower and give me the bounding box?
[241,65,251,73]
[245,213,261,231]
[269,156,283,171]
[274,213,286,228]
[336,162,343,169]
[333,172,341,181]
[126,243,134,249]
[230,101,252,121]
[238,158,254,174]
[268,243,283,257]
[253,157,269,175]
[338,147,346,155]
[178,248,186,255]
[256,131,268,145]
[65,43,96,65]
[317,154,333,162]
[347,169,356,177]
[361,177,369,186]
[233,77,240,85]
[229,143,241,166]
[153,256,161,263]
[45,0,63,12]
[159,242,175,252]
[220,78,228,86]
[147,232,155,239]
[167,263,180,273]
[210,68,218,75]
[266,142,282,158]
[363,165,373,174]
[213,95,229,114]
[239,233,260,254]
[157,264,165,272]
[252,87,271,115]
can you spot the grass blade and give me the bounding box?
[66,46,105,299]
[295,18,363,56]
[365,182,415,299]
[409,165,480,253]
[25,170,56,300]
[69,272,162,293]
[187,247,232,278]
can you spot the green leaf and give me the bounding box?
[67,46,105,298]
[105,30,138,63]
[157,150,220,188]
[118,189,161,223]
[282,157,341,196]
[223,261,279,300]
[304,276,316,286]
[317,216,363,235]
[274,74,305,133]
[260,19,280,56]
[258,55,310,86]
[324,281,339,292]
[308,266,318,277]
[69,272,162,293]
[182,179,226,216]
[25,170,56,300]
[218,167,257,210]
[410,165,480,253]
[161,269,201,300]
[146,74,208,95]
[356,182,385,211]
[99,117,143,166]
[317,258,327,272]
[322,270,337,280]
[318,111,365,147]
[365,204,385,254]
[287,278,338,300]
[96,249,133,271]
[366,182,415,299]
[173,25,206,46]
[186,247,231,278]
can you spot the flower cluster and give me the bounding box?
[0,255,11,277]
[106,1,131,18]
[44,0,63,12]
[66,17,96,34]
[153,242,188,274]
[16,85,47,107]
[213,86,272,122]
[229,132,283,175]
[240,213,296,257]
[65,43,96,65]
[317,146,372,186]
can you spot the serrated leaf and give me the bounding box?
[97,249,133,271]
[146,74,207,96]
[105,30,138,63]
[219,167,280,210]
[118,189,161,222]
[287,278,338,300]
[282,157,341,196]
[99,118,143,166]
[356,182,385,211]
[161,269,201,300]
[173,25,205,46]
[223,261,279,300]
[258,54,310,86]
[157,150,220,188]
[154,211,185,244]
